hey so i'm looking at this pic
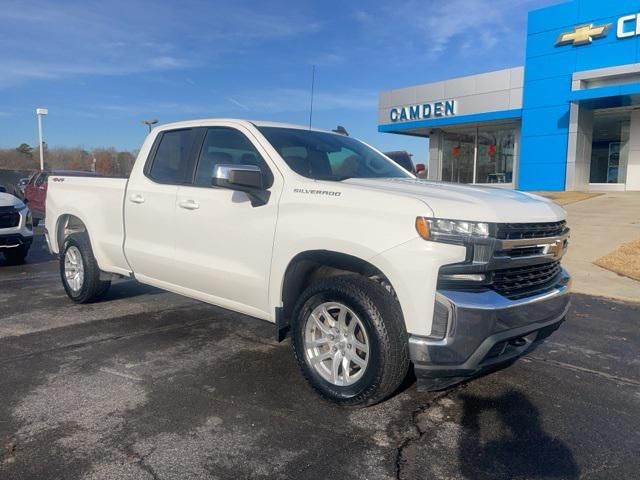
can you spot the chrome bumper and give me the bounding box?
[410,269,571,391]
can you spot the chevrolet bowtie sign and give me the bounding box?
[556,13,640,47]
[556,23,610,46]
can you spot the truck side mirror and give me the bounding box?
[212,164,270,207]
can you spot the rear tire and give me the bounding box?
[3,245,29,265]
[291,275,410,407]
[60,233,111,303]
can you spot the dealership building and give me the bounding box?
[378,0,640,191]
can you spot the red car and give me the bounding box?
[24,170,101,224]
[23,171,47,222]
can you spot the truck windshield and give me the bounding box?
[257,127,413,181]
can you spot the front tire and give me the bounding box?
[291,275,410,407]
[60,233,111,303]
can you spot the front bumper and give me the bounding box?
[0,233,33,249]
[410,269,571,391]
[0,207,34,250]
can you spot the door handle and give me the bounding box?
[130,194,145,204]
[178,200,200,210]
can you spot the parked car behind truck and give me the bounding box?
[45,119,571,406]
[0,192,33,264]
[384,150,427,178]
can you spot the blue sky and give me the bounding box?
[0,0,560,162]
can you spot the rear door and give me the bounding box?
[172,124,282,317]
[124,128,200,285]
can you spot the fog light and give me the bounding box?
[429,295,453,340]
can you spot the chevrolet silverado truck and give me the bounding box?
[45,119,571,406]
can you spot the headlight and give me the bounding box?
[416,217,491,243]
[17,202,27,211]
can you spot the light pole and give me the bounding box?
[142,119,158,133]
[36,108,48,171]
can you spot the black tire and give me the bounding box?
[291,275,410,407]
[3,245,29,265]
[60,233,111,303]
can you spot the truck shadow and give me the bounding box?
[457,390,579,479]
[100,280,166,302]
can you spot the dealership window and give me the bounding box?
[442,131,475,183]
[440,124,517,185]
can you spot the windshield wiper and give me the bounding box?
[314,175,353,182]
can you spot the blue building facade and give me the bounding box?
[378,0,640,191]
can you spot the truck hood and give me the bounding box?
[341,178,566,223]
[0,192,23,208]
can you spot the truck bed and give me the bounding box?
[45,175,131,276]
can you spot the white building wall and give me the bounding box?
[566,103,594,191]
[378,67,524,126]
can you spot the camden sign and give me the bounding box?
[389,100,457,123]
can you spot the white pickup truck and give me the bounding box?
[46,119,571,406]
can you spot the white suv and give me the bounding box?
[0,192,34,264]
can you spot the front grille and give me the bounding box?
[496,221,567,240]
[0,234,25,247]
[498,246,545,258]
[0,206,19,229]
[493,261,563,299]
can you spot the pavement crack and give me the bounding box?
[126,446,161,480]
[394,385,466,480]
[529,356,640,387]
[2,439,18,465]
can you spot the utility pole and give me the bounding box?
[36,108,48,171]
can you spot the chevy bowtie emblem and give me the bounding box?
[545,239,566,258]
[556,23,611,47]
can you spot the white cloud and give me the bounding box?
[352,0,553,62]
[309,53,347,67]
[0,0,322,88]
[228,88,377,113]
[225,97,250,111]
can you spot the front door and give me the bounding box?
[172,125,281,318]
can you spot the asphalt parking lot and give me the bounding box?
[1,236,639,479]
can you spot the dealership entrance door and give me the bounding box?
[589,109,630,186]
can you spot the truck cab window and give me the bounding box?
[148,129,195,184]
[194,128,274,188]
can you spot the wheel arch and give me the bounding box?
[56,214,89,253]
[276,250,397,341]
